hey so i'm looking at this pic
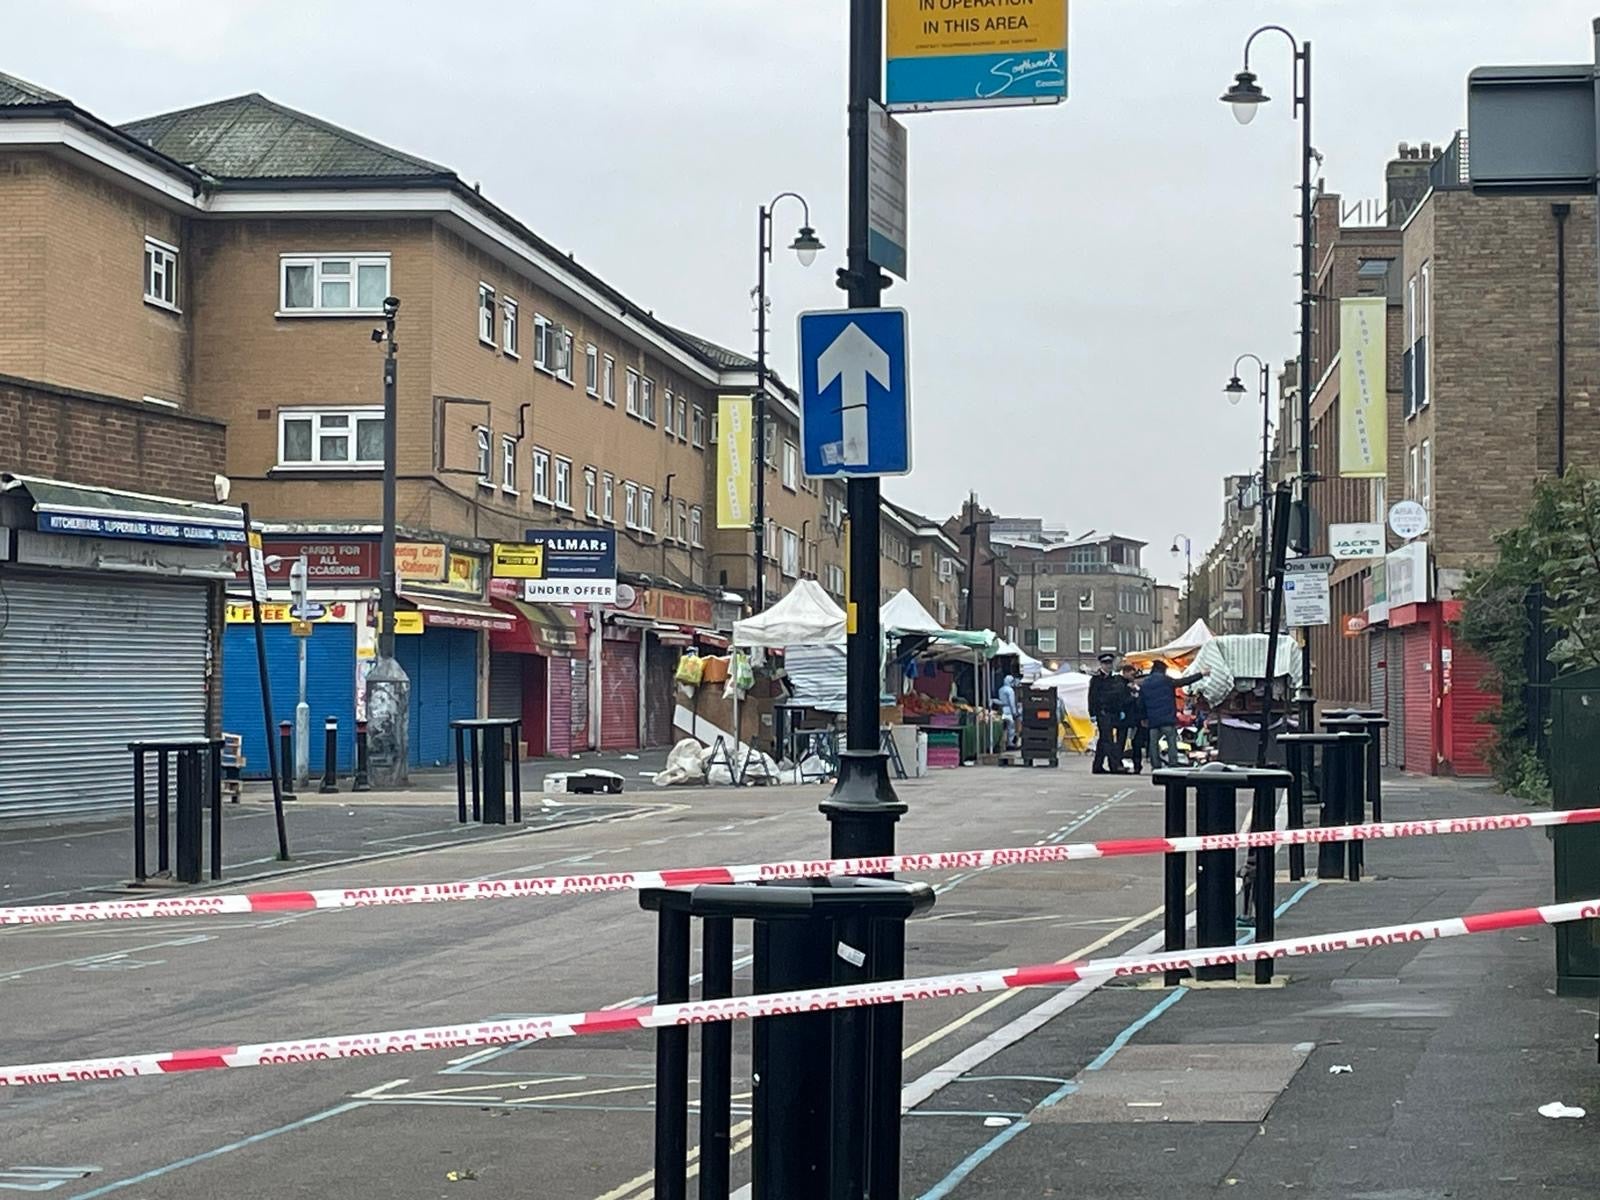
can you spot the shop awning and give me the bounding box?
[2,473,245,546]
[399,590,516,632]
[489,596,582,652]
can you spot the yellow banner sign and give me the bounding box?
[492,542,546,579]
[375,611,424,635]
[1338,297,1388,478]
[225,601,348,624]
[887,0,1068,59]
[396,541,447,582]
[717,396,753,530]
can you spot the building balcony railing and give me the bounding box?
[1429,131,1469,192]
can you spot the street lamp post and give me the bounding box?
[753,193,824,611]
[366,296,410,787]
[1224,354,1272,633]
[1222,24,1317,713]
[1171,535,1194,625]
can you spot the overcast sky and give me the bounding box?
[7,0,1596,583]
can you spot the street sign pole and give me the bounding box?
[291,554,311,791]
[822,0,905,865]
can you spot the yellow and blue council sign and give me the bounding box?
[886,0,1068,112]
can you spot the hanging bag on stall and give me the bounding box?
[674,653,705,686]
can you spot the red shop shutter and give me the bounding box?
[1446,643,1497,777]
[1402,626,1436,774]
[601,638,640,751]
[547,657,574,758]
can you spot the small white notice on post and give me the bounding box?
[1284,573,1331,627]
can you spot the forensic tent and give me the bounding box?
[1124,618,1215,668]
[731,579,846,649]
[1030,668,1095,752]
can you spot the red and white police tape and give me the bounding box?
[3,896,1596,1087]
[2,805,1596,929]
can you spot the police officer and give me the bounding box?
[1089,652,1126,774]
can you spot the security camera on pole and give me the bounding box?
[365,296,410,787]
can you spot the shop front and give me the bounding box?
[635,585,723,747]
[0,475,239,819]
[487,578,586,759]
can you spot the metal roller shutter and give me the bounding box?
[570,658,590,751]
[601,638,639,750]
[488,651,523,720]
[222,621,356,778]
[0,573,208,819]
[1403,626,1436,774]
[1368,632,1388,764]
[1446,642,1496,777]
[548,658,573,758]
[645,639,678,747]
[399,629,479,768]
[1386,629,1406,768]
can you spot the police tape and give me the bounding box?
[2,896,1595,1087]
[3,805,1596,929]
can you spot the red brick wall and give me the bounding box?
[0,375,226,502]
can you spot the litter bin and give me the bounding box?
[1551,667,1600,996]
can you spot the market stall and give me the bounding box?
[1123,618,1215,669]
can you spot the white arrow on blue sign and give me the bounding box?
[797,307,911,478]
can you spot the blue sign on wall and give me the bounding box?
[797,308,911,479]
[38,510,245,545]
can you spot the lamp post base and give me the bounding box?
[365,655,411,789]
[821,751,906,860]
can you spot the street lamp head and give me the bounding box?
[1170,542,1180,556]
[790,225,823,267]
[382,295,400,318]
[1223,375,1247,405]
[1221,70,1268,124]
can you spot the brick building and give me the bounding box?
[0,73,841,788]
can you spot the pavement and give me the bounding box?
[0,762,1593,1199]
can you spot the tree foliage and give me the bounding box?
[1456,470,1600,792]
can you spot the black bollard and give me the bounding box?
[174,747,202,885]
[157,749,171,874]
[1162,779,1187,987]
[1193,781,1235,982]
[278,720,296,802]
[654,907,691,1200]
[1251,782,1277,984]
[353,719,372,793]
[209,739,223,881]
[454,726,468,823]
[481,723,506,825]
[1318,740,1347,880]
[508,720,523,823]
[132,747,148,882]
[1284,739,1306,881]
[698,917,734,1200]
[319,716,339,794]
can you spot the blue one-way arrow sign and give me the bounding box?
[797,308,911,478]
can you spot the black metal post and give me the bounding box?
[1251,782,1276,984]
[822,0,904,865]
[698,916,734,1200]
[654,907,691,1200]
[454,726,468,823]
[378,304,399,663]
[278,720,296,803]
[829,912,871,1200]
[319,716,339,794]
[1317,742,1345,880]
[209,739,223,881]
[754,205,770,612]
[240,502,289,861]
[1285,739,1306,881]
[509,719,523,823]
[175,748,202,885]
[353,720,372,792]
[132,748,147,882]
[868,915,908,1200]
[1163,779,1187,987]
[470,730,482,822]
[1258,484,1294,766]
[481,723,506,825]
[1194,782,1235,982]
[1345,735,1366,883]
[1257,361,1272,632]
[157,750,171,875]
[1555,202,1569,478]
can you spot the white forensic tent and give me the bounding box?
[732,579,846,648]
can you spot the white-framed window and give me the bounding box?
[626,369,640,416]
[1079,628,1095,654]
[584,467,598,518]
[781,528,800,578]
[478,283,496,346]
[280,253,390,315]
[782,442,799,491]
[143,237,179,311]
[1037,588,1058,612]
[1420,438,1432,511]
[624,481,639,528]
[763,421,776,466]
[691,406,706,448]
[602,472,616,523]
[940,556,955,580]
[827,563,846,596]
[554,457,572,509]
[277,406,384,468]
[475,426,492,487]
[501,435,517,494]
[676,398,688,443]
[502,297,519,357]
[641,377,656,424]
[663,389,676,438]
[765,517,778,561]
[558,330,573,381]
[532,448,551,502]
[937,599,949,625]
[1037,628,1058,654]
[710,412,719,443]
[534,316,551,370]
[1407,443,1420,500]
[603,356,616,406]
[1078,589,1093,611]
[585,344,599,395]
[690,506,703,547]
[676,500,689,544]
[641,487,656,533]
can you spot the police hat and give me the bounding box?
[1097,652,1115,664]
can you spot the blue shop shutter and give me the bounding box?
[222,623,357,777]
[396,629,479,768]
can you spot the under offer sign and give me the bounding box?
[502,530,618,605]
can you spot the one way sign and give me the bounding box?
[797,308,911,478]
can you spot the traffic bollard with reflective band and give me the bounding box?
[319,716,339,794]
[1152,764,1291,984]
[278,720,296,802]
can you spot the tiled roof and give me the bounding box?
[120,93,450,181]
[666,327,755,371]
[0,71,64,107]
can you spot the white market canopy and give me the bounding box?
[1124,618,1215,667]
[881,588,944,636]
[732,579,846,648]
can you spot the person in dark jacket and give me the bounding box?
[1118,662,1146,773]
[1090,653,1127,773]
[1142,658,1208,768]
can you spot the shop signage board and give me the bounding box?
[231,538,379,585]
[1329,522,1385,559]
[885,0,1068,111]
[38,509,245,546]
[867,102,908,278]
[1388,500,1430,540]
[512,530,619,605]
[643,587,716,629]
[1387,541,1431,608]
[798,307,911,478]
[226,601,354,624]
[716,395,752,529]
[374,611,425,635]
[396,541,448,582]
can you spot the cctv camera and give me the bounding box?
[213,474,231,503]
[382,296,400,317]
[371,328,385,344]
